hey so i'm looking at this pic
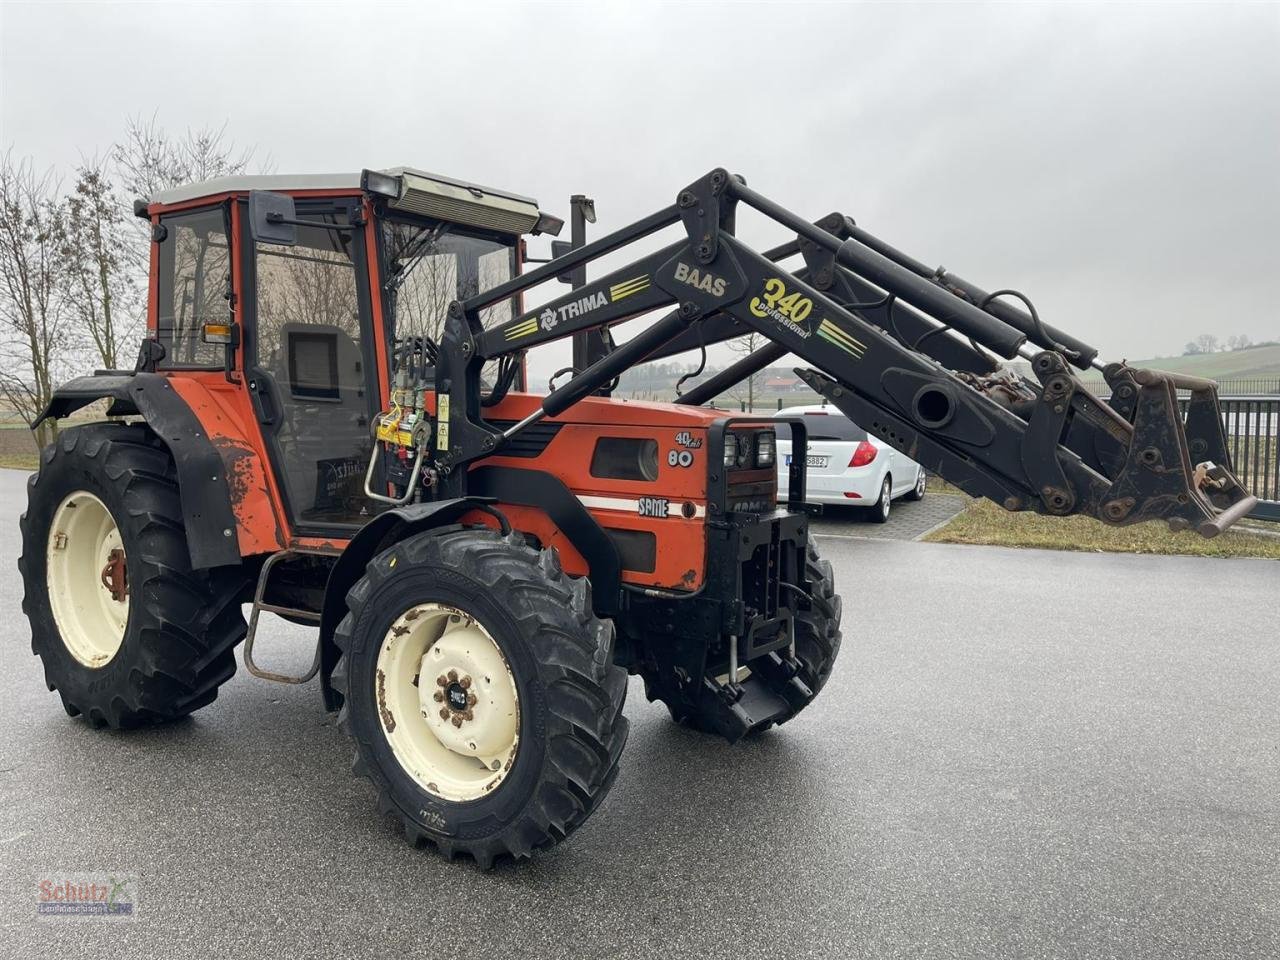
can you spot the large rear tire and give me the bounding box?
[18,424,250,728]
[332,528,628,867]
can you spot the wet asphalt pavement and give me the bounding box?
[0,467,1276,959]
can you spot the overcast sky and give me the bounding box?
[3,1,1277,382]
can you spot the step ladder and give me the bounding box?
[242,549,328,684]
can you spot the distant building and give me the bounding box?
[764,376,805,392]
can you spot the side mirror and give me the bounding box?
[551,240,574,285]
[248,190,298,246]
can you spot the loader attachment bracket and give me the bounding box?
[1098,372,1256,534]
[677,168,738,265]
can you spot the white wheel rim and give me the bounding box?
[882,480,891,517]
[917,472,926,495]
[46,491,129,669]
[375,602,520,803]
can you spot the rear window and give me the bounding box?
[782,413,867,442]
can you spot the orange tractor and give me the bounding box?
[20,166,1254,866]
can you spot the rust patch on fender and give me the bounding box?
[209,433,285,555]
[211,435,257,503]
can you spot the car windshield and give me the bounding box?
[781,412,868,442]
[381,218,518,344]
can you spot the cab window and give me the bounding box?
[155,207,230,367]
[381,219,517,344]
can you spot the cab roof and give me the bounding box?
[149,166,539,208]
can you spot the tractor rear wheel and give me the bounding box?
[19,424,249,728]
[332,527,628,867]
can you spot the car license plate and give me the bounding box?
[785,454,829,468]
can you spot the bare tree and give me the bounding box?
[112,113,266,277]
[725,330,767,411]
[394,252,458,344]
[62,157,136,369]
[1226,333,1252,351]
[1196,333,1220,354]
[0,153,72,447]
[113,113,258,203]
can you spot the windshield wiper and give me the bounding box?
[384,223,448,293]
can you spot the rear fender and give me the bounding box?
[34,373,273,569]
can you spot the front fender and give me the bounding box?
[317,498,499,712]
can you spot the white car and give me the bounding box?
[773,405,926,522]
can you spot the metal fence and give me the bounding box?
[1199,395,1279,522]
[1077,377,1280,397]
[731,393,1280,523]
[1075,373,1274,391]
[1213,378,1280,396]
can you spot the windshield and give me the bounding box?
[381,218,517,345]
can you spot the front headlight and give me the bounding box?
[724,433,740,469]
[755,431,776,467]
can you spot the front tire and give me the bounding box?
[19,424,249,728]
[791,539,843,699]
[333,528,629,867]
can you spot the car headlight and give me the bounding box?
[755,431,775,467]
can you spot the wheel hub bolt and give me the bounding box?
[432,670,479,726]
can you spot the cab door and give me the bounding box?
[243,197,382,534]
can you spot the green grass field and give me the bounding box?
[1078,343,1280,385]
[924,493,1280,560]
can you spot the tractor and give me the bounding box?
[19,165,1255,867]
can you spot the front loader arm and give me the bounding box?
[434,168,1254,538]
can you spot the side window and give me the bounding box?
[156,208,230,367]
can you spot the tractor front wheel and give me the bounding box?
[19,424,249,727]
[332,528,628,867]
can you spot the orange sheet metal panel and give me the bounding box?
[167,375,287,557]
[469,392,744,592]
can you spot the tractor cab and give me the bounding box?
[139,168,550,536]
